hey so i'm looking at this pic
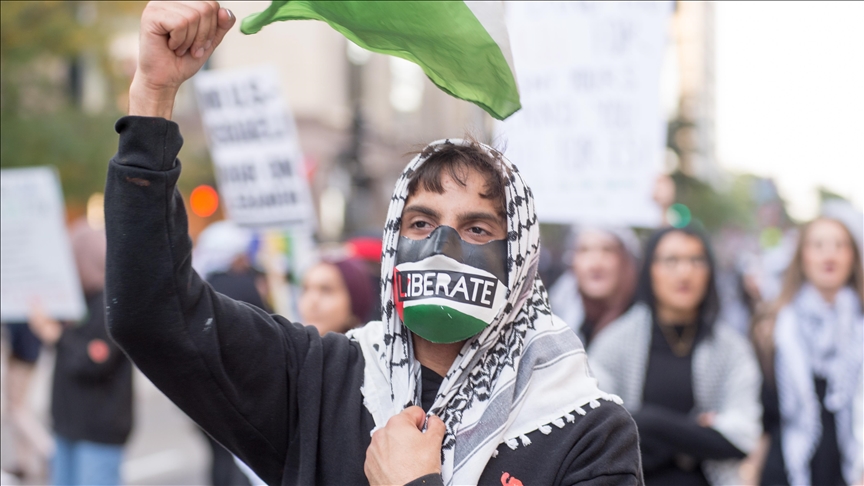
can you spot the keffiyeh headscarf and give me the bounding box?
[775,283,864,485]
[348,139,618,485]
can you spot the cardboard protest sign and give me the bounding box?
[1,167,86,321]
[499,2,673,227]
[193,66,315,230]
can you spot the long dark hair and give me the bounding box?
[636,226,721,333]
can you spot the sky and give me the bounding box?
[714,1,864,220]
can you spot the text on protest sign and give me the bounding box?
[194,66,315,229]
[499,2,673,227]
[1,167,86,321]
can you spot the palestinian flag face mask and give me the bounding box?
[394,225,508,343]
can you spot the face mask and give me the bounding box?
[394,226,508,343]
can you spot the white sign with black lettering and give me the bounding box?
[194,66,315,229]
[499,2,672,227]
[1,167,86,321]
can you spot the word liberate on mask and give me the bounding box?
[396,270,498,308]
[394,226,508,343]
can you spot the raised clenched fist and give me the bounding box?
[130,1,236,119]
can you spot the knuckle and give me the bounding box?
[197,1,216,16]
[185,10,200,23]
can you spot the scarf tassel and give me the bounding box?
[604,393,624,405]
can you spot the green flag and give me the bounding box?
[241,1,521,120]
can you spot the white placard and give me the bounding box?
[1,167,86,321]
[194,66,315,229]
[499,2,673,227]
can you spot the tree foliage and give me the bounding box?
[1,1,145,207]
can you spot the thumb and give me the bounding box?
[425,415,446,442]
[402,406,427,430]
[212,8,236,49]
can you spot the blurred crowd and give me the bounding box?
[2,195,861,485]
[1,1,862,484]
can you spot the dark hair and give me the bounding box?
[636,226,721,332]
[406,139,506,218]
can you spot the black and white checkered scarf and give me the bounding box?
[348,139,617,485]
[775,284,863,485]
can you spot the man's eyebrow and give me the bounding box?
[460,211,505,226]
[402,204,440,219]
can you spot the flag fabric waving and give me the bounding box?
[240,1,521,120]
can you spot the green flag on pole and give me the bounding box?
[241,1,521,120]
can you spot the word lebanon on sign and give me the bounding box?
[193,66,315,230]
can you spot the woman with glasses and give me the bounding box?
[750,217,863,486]
[589,226,762,485]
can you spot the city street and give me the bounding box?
[1,338,209,485]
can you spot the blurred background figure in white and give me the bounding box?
[749,214,863,486]
[549,227,641,348]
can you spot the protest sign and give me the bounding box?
[194,66,315,230]
[499,2,673,227]
[1,167,86,321]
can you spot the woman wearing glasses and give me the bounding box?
[589,226,762,485]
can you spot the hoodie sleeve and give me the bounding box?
[103,116,323,485]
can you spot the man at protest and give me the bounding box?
[105,2,642,484]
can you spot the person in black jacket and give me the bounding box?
[29,220,132,486]
[104,2,643,485]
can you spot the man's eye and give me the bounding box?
[412,221,431,229]
[468,226,488,235]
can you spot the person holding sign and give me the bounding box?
[105,2,642,485]
[28,221,133,486]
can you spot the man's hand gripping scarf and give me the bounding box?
[347,139,621,485]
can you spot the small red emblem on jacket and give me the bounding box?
[501,472,524,486]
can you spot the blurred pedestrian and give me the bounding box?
[28,220,132,486]
[1,319,52,481]
[194,221,269,313]
[549,227,640,347]
[299,257,376,336]
[750,217,863,486]
[589,226,762,485]
[193,221,268,486]
[346,235,384,320]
